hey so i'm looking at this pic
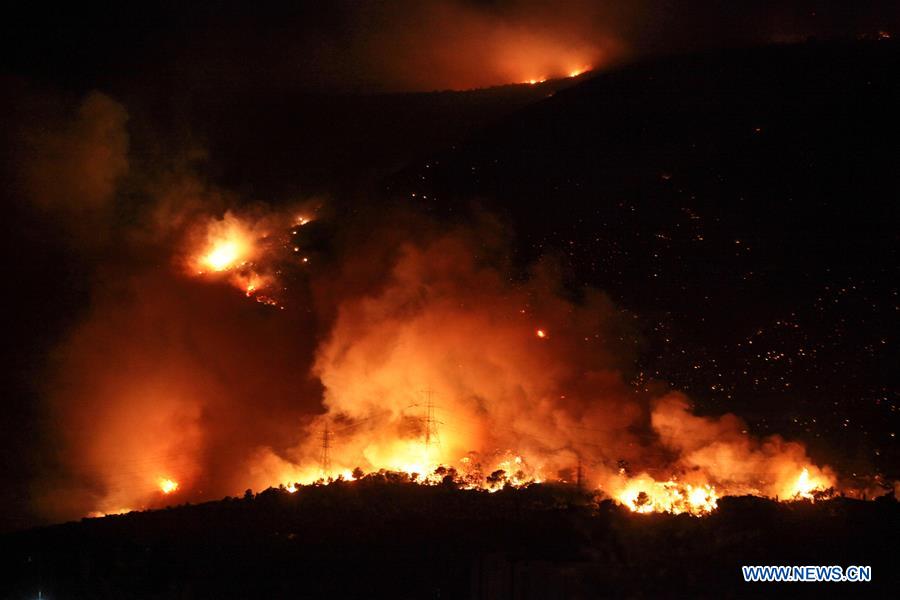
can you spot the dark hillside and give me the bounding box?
[2,481,897,599]
[390,41,900,478]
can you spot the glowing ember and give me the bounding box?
[158,478,179,494]
[536,329,547,338]
[232,271,272,298]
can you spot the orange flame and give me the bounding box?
[783,467,832,500]
[203,240,243,272]
[613,475,719,516]
[158,478,179,494]
[191,213,256,275]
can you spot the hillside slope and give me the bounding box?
[389,40,900,477]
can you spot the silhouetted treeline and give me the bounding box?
[1,477,897,599]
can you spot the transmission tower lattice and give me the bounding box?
[422,389,441,452]
[319,423,332,478]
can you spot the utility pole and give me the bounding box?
[319,423,331,478]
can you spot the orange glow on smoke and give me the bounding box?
[71,219,853,522]
[233,237,844,517]
[524,65,590,85]
[568,66,590,78]
[481,24,605,89]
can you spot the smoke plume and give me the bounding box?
[15,89,842,522]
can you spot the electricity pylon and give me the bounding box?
[422,389,441,452]
[319,423,332,478]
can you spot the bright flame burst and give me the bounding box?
[186,210,317,307]
[613,475,718,516]
[158,478,179,494]
[785,467,831,500]
[203,241,243,272]
[193,213,255,274]
[609,465,835,516]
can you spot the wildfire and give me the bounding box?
[523,65,590,85]
[258,397,838,518]
[73,209,863,524]
[87,507,132,518]
[231,271,273,298]
[277,458,836,517]
[203,240,242,272]
[784,467,831,500]
[191,213,256,275]
[568,66,590,78]
[158,478,179,494]
[184,211,297,308]
[612,474,718,516]
[605,463,837,516]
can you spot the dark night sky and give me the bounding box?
[1,1,898,531]
[4,1,899,93]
